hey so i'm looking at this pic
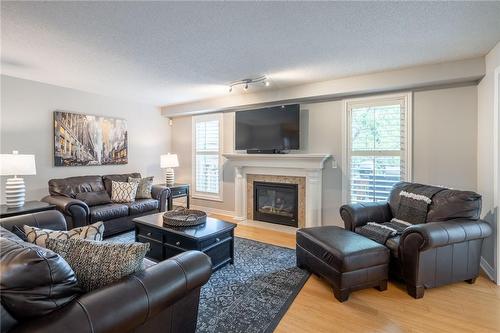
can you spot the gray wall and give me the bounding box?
[0,75,171,201]
[171,85,478,227]
[477,41,500,280]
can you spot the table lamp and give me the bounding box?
[160,153,179,187]
[0,151,37,207]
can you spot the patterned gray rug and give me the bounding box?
[109,232,309,333]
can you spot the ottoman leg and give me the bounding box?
[333,288,350,302]
[376,279,388,292]
[465,277,476,284]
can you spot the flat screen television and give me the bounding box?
[235,104,300,152]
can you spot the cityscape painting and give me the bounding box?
[54,111,128,166]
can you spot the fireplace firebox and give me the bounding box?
[253,181,298,227]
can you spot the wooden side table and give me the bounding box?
[167,184,190,211]
[0,201,56,219]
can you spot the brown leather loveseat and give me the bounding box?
[42,173,170,237]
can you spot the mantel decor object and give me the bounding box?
[160,153,179,187]
[163,207,207,227]
[0,151,37,207]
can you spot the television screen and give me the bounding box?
[235,104,300,151]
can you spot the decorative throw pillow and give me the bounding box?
[46,238,149,292]
[128,176,153,199]
[23,222,104,247]
[75,190,112,206]
[111,181,138,203]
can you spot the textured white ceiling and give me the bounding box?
[2,1,500,106]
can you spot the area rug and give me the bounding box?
[108,232,310,333]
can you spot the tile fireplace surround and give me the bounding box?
[222,153,332,228]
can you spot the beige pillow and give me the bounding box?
[111,181,138,203]
[23,222,105,247]
[128,176,153,199]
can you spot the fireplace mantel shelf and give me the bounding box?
[222,153,332,170]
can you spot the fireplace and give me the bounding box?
[253,181,298,227]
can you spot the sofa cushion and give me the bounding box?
[23,222,105,247]
[0,232,80,319]
[46,238,149,292]
[90,204,129,222]
[296,226,389,272]
[48,175,106,198]
[75,190,112,206]
[103,173,141,196]
[388,182,482,222]
[125,199,159,215]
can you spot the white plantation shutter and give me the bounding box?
[346,94,412,203]
[193,114,223,199]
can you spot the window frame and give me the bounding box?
[191,113,224,201]
[342,92,413,204]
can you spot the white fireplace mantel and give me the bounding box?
[223,153,332,228]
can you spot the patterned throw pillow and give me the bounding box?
[111,181,138,203]
[46,238,150,292]
[128,176,153,199]
[23,222,104,247]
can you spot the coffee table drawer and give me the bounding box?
[165,234,196,249]
[199,231,232,249]
[137,236,163,262]
[205,241,231,268]
[136,224,163,242]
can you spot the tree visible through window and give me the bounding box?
[345,94,411,203]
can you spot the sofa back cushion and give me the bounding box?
[75,190,112,206]
[48,175,106,198]
[103,173,141,196]
[0,227,81,320]
[388,182,482,222]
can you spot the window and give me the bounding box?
[192,113,223,200]
[343,93,412,203]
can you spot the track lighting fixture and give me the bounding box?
[228,75,269,93]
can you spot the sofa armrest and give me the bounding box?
[400,219,492,252]
[11,251,212,333]
[151,184,170,212]
[41,196,90,228]
[0,211,67,231]
[339,202,392,231]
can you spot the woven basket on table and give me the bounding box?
[162,207,207,227]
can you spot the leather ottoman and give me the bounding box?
[296,226,389,302]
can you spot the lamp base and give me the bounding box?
[165,168,175,187]
[5,177,26,208]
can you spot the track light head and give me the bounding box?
[229,86,232,93]
[265,80,270,87]
[244,83,249,90]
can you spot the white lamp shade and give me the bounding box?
[160,154,179,168]
[0,152,36,176]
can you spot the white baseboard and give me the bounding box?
[190,204,236,218]
[480,257,497,283]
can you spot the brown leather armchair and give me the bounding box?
[0,211,211,333]
[340,182,492,298]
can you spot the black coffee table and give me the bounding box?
[133,212,237,271]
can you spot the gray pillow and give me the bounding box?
[46,238,149,292]
[128,176,153,199]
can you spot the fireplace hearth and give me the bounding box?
[253,181,298,227]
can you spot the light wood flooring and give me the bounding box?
[211,214,500,333]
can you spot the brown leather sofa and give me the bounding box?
[41,173,170,237]
[340,182,492,298]
[0,211,211,333]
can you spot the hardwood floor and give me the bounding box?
[211,214,500,333]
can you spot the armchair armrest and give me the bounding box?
[151,184,170,212]
[11,251,212,333]
[41,196,89,228]
[339,202,392,231]
[400,219,492,252]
